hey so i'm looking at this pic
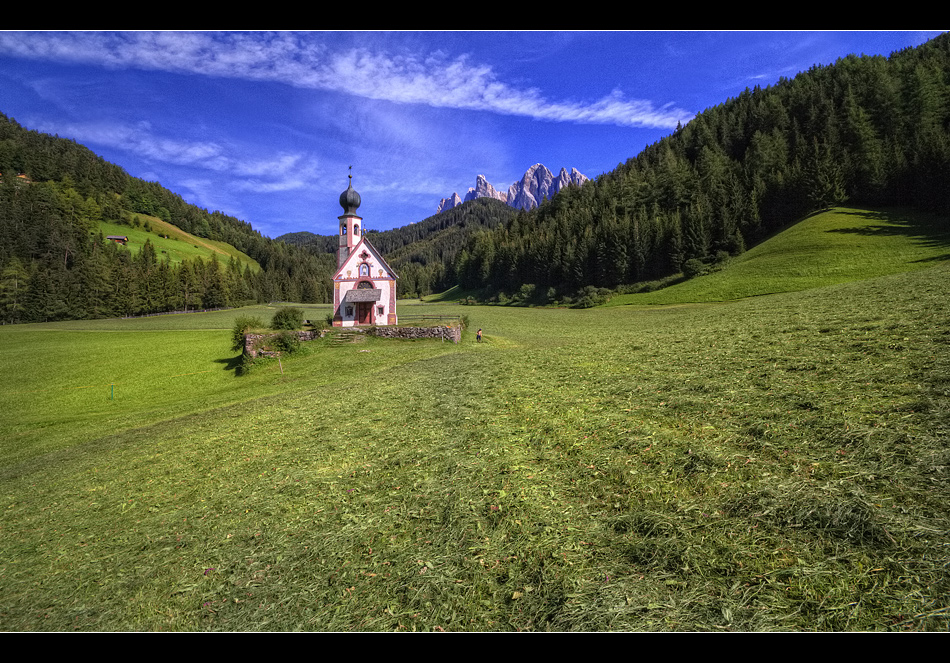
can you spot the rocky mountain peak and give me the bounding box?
[437,164,589,215]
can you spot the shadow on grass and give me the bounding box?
[214,354,245,375]
[913,253,950,264]
[828,208,950,250]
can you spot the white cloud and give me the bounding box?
[0,31,693,129]
[34,119,227,168]
[233,176,308,194]
[55,116,281,166]
[31,116,315,199]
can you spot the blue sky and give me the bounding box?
[0,30,943,239]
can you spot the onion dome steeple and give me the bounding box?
[339,169,361,215]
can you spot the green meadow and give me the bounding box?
[1,207,948,631]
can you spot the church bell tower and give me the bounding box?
[338,171,362,268]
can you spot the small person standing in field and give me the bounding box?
[476,328,482,343]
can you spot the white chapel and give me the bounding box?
[331,175,398,327]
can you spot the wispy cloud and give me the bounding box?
[32,116,314,198]
[30,118,228,167]
[0,31,694,129]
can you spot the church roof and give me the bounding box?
[340,183,361,214]
[332,236,399,281]
[343,288,382,302]
[340,180,361,215]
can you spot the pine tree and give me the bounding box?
[0,256,29,323]
[804,139,848,212]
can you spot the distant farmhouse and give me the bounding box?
[0,173,32,187]
[331,175,398,327]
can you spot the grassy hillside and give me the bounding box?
[1,208,948,631]
[99,214,261,272]
[608,207,950,307]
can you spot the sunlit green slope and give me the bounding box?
[607,207,950,307]
[98,213,261,272]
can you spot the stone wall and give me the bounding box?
[369,325,461,344]
[243,325,461,357]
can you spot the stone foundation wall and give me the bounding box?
[243,325,461,357]
[369,325,461,344]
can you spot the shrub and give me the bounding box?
[570,285,612,308]
[236,352,256,376]
[514,283,536,305]
[231,314,264,352]
[682,258,709,279]
[271,307,304,330]
[270,330,301,354]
